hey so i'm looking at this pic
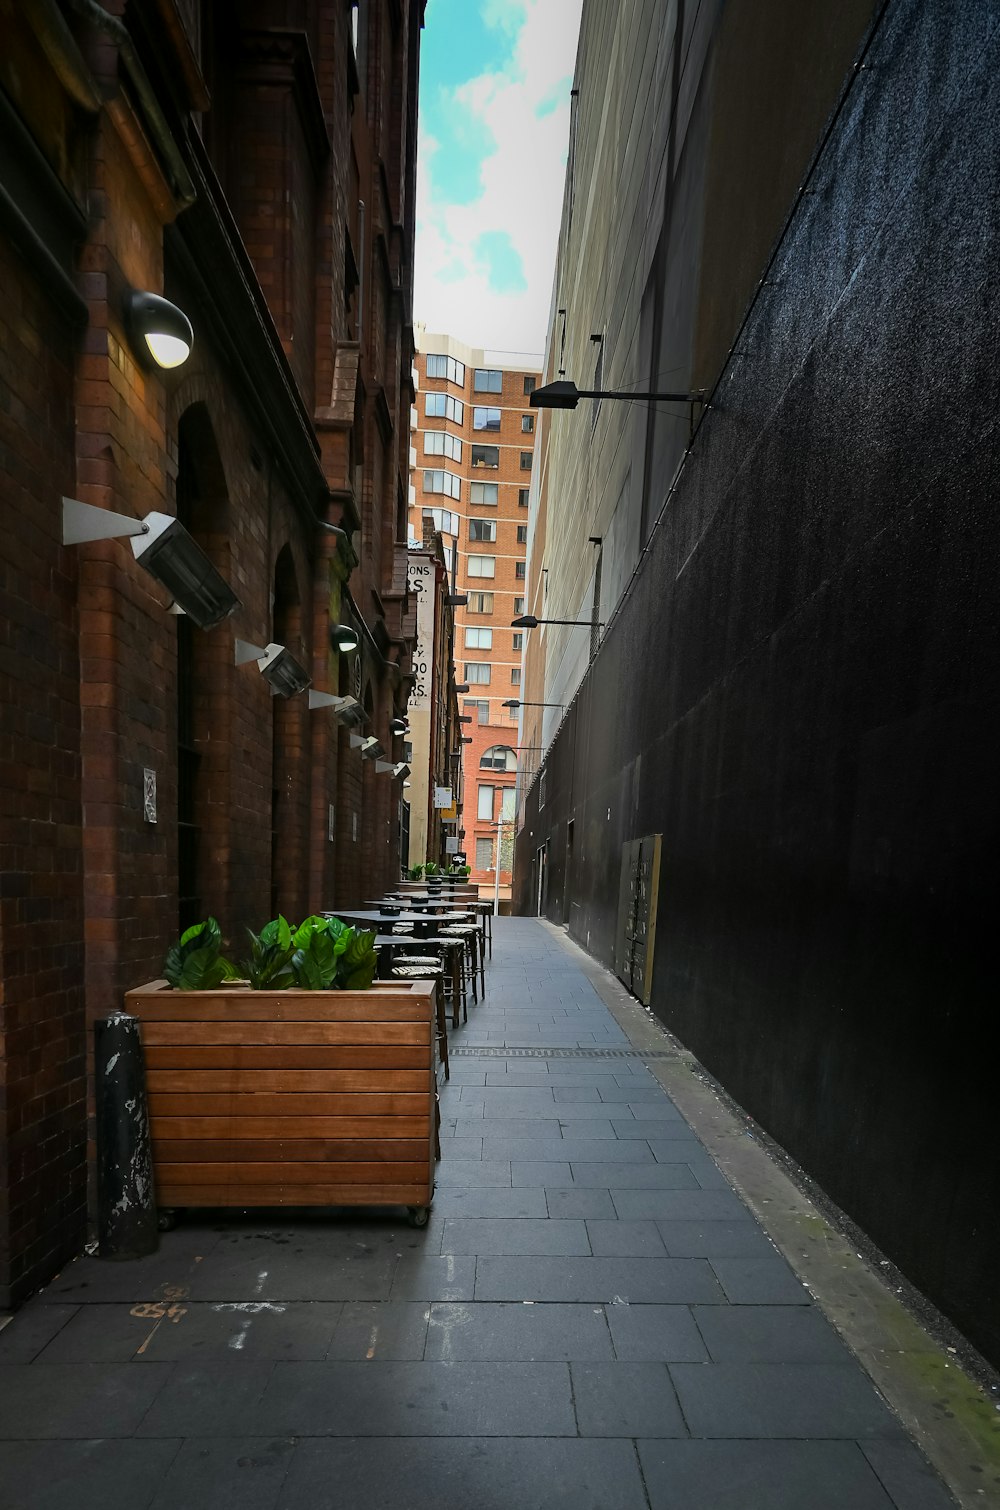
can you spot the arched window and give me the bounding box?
[480,745,517,772]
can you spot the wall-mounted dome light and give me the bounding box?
[234,638,310,697]
[126,291,193,369]
[330,623,360,653]
[389,717,408,736]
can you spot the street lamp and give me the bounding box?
[511,614,602,630]
[502,698,565,710]
[529,379,703,409]
[126,291,194,369]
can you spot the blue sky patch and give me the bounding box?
[476,230,528,293]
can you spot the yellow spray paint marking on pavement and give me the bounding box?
[131,1291,189,1355]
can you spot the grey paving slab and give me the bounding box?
[606,1303,708,1362]
[860,1439,960,1510]
[597,1084,673,1102]
[433,1186,548,1218]
[511,1161,574,1186]
[657,1219,776,1257]
[692,1305,852,1363]
[0,1305,79,1362]
[454,1117,565,1139]
[148,1437,296,1510]
[35,1299,343,1363]
[546,1188,617,1219]
[486,1137,653,1161]
[135,1361,274,1436]
[276,1436,649,1510]
[668,1362,905,1439]
[0,1361,172,1437]
[571,1360,687,1437]
[612,1189,751,1219]
[388,1254,476,1302]
[441,1218,591,1256]
[0,1439,182,1510]
[637,1440,902,1509]
[326,1302,430,1360]
[709,1256,811,1305]
[552,1084,602,1101]
[253,1360,575,1437]
[183,1244,399,1303]
[586,1220,669,1257]
[573,1163,701,1189]
[434,1159,511,1186]
[475,1257,725,1304]
[425,1302,614,1361]
[436,1135,486,1157]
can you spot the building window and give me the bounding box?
[423,469,461,501]
[520,451,533,471]
[425,392,464,424]
[475,836,494,870]
[512,632,523,651]
[521,414,534,433]
[477,783,495,820]
[422,506,459,534]
[513,596,525,614]
[469,517,496,543]
[465,662,491,684]
[501,787,516,820]
[473,406,501,431]
[468,591,494,614]
[424,430,462,462]
[516,524,528,545]
[470,481,498,506]
[518,488,529,508]
[472,444,499,469]
[426,353,465,385]
[474,368,502,393]
[480,744,517,772]
[464,697,490,723]
[467,555,496,578]
[465,626,493,649]
[511,667,521,685]
[523,375,536,395]
[515,561,526,579]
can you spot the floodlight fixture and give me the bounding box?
[529,379,703,410]
[392,762,410,779]
[375,759,394,774]
[334,695,364,727]
[444,593,468,606]
[511,614,601,630]
[349,732,366,749]
[126,291,193,369]
[360,736,383,760]
[235,639,310,697]
[455,683,470,693]
[62,498,240,628]
[502,697,566,710]
[308,690,348,711]
[330,622,360,653]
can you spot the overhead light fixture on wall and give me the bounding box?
[62,498,240,628]
[126,291,193,369]
[330,623,360,653]
[375,759,394,774]
[529,379,703,410]
[393,762,410,779]
[389,717,408,736]
[234,638,310,697]
[511,615,602,630]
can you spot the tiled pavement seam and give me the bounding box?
[0,918,970,1509]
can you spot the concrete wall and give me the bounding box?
[516,0,1000,1366]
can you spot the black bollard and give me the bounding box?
[95,1011,159,1258]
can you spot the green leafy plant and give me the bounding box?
[163,917,238,990]
[424,861,440,877]
[326,915,378,990]
[241,915,297,990]
[407,864,424,880]
[447,864,471,878]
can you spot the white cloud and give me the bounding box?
[415,0,583,353]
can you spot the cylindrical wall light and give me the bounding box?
[126,291,194,369]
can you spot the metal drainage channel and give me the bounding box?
[449,1046,678,1059]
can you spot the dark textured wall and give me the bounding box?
[516,0,1000,1366]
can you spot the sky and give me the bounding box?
[414,0,584,356]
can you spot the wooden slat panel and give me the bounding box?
[142,1021,429,1046]
[144,1046,429,1070]
[152,1139,429,1163]
[157,1183,431,1206]
[130,995,431,1022]
[146,1069,430,1092]
[148,1092,430,1117]
[156,1161,429,1185]
[152,1116,430,1140]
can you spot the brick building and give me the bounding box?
[409,332,540,902]
[0,0,424,1309]
[403,522,463,872]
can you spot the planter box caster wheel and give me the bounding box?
[157,1208,178,1232]
[407,1205,430,1229]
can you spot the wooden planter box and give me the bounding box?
[125,979,437,1223]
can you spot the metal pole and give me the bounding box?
[95,1011,158,1258]
[494,817,503,917]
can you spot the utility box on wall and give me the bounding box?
[614,834,662,1005]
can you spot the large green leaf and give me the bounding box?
[293,927,338,990]
[176,947,229,991]
[336,927,376,990]
[164,917,228,987]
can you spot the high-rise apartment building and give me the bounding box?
[410,333,541,903]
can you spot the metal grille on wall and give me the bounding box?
[614,834,661,1006]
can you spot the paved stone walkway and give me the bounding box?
[0,918,956,1508]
